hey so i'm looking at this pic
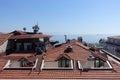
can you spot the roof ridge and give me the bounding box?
[92,52,108,61]
[0,33,13,46]
[75,42,90,51]
[45,44,67,55]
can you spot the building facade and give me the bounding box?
[0,25,51,55]
[99,36,120,58]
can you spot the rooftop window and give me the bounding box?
[41,57,73,70]
[58,57,70,67]
[41,60,73,70]
[78,59,112,71]
[3,58,38,70]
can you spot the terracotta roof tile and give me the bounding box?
[0,40,119,79]
[44,40,91,61]
[0,59,7,68]
[92,52,108,61]
[9,33,51,39]
[0,33,13,46]
[13,30,26,35]
[0,56,119,79]
[55,53,71,61]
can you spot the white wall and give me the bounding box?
[39,38,44,42]
[0,40,8,52]
[44,61,58,68]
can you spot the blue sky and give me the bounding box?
[0,0,120,34]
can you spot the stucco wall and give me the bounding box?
[0,40,8,52]
[44,61,58,68]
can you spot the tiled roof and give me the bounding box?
[8,53,34,57]
[92,51,108,61]
[8,30,52,39]
[0,40,119,79]
[0,33,13,46]
[9,33,51,39]
[0,61,119,79]
[0,30,51,45]
[18,57,34,63]
[0,59,7,68]
[2,53,41,61]
[11,30,27,35]
[55,53,71,61]
[44,40,92,61]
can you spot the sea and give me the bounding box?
[50,34,118,44]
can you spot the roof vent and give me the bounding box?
[88,54,95,61]
[64,45,73,53]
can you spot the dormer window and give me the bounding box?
[3,58,38,70]
[78,57,112,71]
[42,54,73,70]
[94,58,104,68]
[64,45,73,53]
[58,57,70,67]
[19,58,34,67]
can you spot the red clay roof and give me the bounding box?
[44,40,93,61]
[0,59,7,68]
[0,30,51,44]
[2,53,41,61]
[0,40,119,79]
[0,33,13,46]
[8,30,52,39]
[55,53,71,61]
[0,60,119,79]
[9,33,51,39]
[18,57,33,62]
[12,30,27,35]
[92,51,108,61]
